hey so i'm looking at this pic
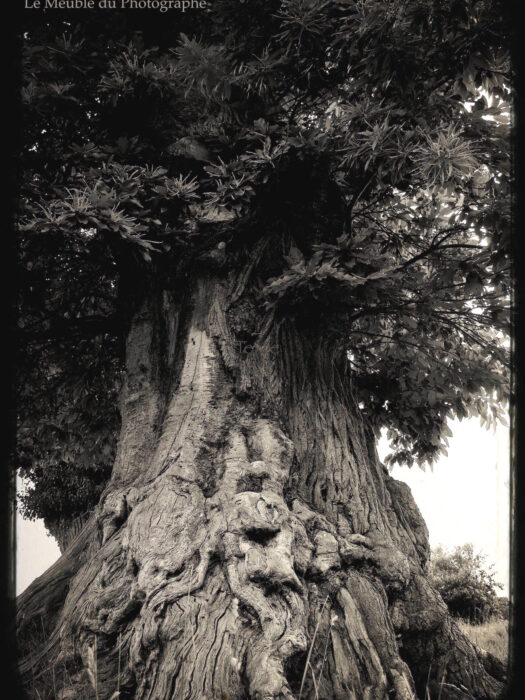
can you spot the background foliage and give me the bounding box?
[429,544,504,623]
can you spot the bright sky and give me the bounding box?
[16,509,61,595]
[16,416,510,596]
[379,416,510,594]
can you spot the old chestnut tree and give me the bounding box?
[16,2,511,698]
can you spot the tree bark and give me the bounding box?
[17,275,506,700]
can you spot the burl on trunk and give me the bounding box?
[17,277,506,700]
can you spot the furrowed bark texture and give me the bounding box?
[17,276,506,700]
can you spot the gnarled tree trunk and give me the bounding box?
[17,275,507,700]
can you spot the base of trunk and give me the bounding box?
[17,279,507,700]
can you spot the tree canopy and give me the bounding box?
[17,0,511,524]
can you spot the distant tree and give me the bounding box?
[429,544,503,624]
[16,2,511,699]
[493,596,510,621]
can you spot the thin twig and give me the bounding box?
[117,632,122,697]
[309,661,319,700]
[187,565,197,666]
[424,662,432,700]
[317,615,334,688]
[94,636,99,700]
[438,668,447,700]
[299,595,329,700]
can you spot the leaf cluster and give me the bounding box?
[16,0,512,521]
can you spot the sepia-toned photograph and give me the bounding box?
[13,1,514,698]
